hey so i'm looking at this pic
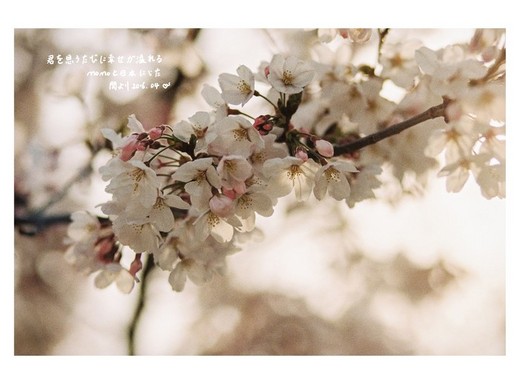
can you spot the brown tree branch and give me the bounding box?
[333,99,449,156]
[127,254,155,356]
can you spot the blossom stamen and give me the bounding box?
[288,164,303,180]
[325,167,341,182]
[282,70,294,85]
[207,213,220,228]
[238,80,252,95]
[233,128,248,141]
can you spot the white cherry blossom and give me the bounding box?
[193,210,236,243]
[112,215,162,254]
[235,191,274,221]
[172,111,212,154]
[217,155,253,194]
[250,133,288,175]
[266,54,315,95]
[263,156,320,201]
[314,161,358,201]
[209,194,235,218]
[201,84,228,122]
[218,65,255,106]
[101,158,159,208]
[208,116,264,157]
[171,157,221,213]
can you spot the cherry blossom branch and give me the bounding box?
[127,254,155,355]
[15,162,93,235]
[34,163,94,216]
[15,213,72,235]
[333,99,449,156]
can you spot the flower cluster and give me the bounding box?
[65,29,506,293]
[315,28,372,44]
[66,54,361,292]
[417,31,506,198]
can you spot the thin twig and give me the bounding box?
[32,162,93,216]
[333,100,448,156]
[127,254,155,356]
[377,28,390,62]
[15,213,72,235]
[15,162,93,235]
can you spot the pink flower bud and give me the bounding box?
[136,141,148,151]
[338,29,349,39]
[148,127,163,140]
[120,137,139,161]
[222,187,238,200]
[295,148,308,161]
[253,115,274,135]
[233,182,247,195]
[129,255,143,278]
[264,65,270,78]
[137,132,148,141]
[96,238,112,256]
[315,139,334,158]
[254,115,269,127]
[209,194,235,218]
[95,238,115,263]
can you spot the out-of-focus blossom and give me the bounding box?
[415,46,487,98]
[94,263,136,294]
[380,40,421,88]
[316,28,371,44]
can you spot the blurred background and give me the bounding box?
[13,28,505,355]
